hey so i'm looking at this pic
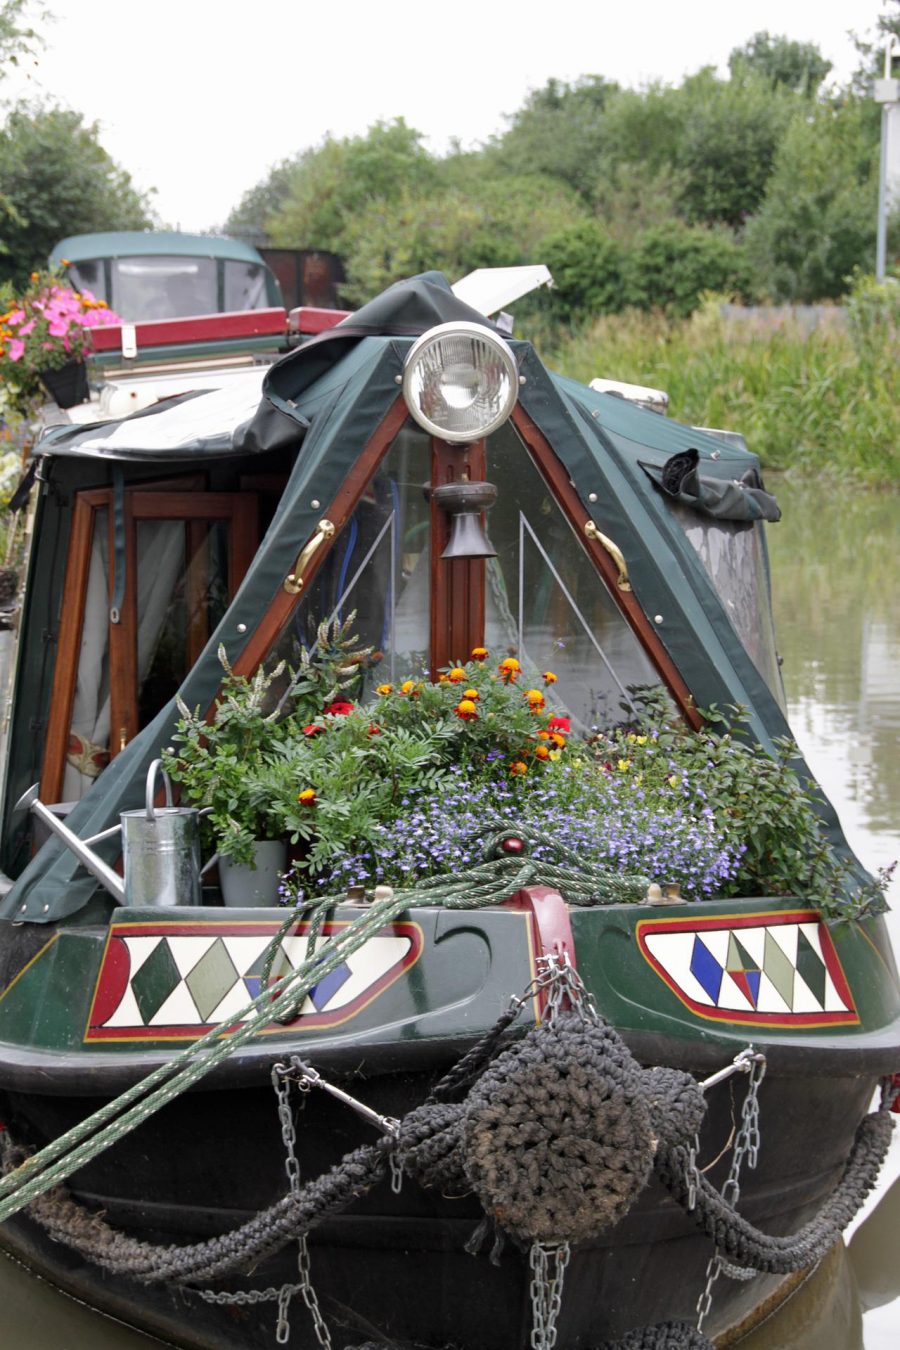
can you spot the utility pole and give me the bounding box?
[874,36,900,282]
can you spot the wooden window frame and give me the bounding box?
[41,478,258,804]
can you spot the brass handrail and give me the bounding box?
[584,520,632,592]
[283,519,335,595]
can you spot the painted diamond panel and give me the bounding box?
[638,911,858,1027]
[86,920,424,1042]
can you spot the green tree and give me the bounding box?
[673,69,795,227]
[623,221,750,316]
[541,219,624,318]
[743,100,883,301]
[341,174,585,307]
[728,31,832,95]
[266,119,438,252]
[0,0,41,74]
[0,103,153,285]
[224,156,298,245]
[494,75,620,200]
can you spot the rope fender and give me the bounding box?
[2,1011,891,1294]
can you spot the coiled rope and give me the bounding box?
[0,831,644,1224]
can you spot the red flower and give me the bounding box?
[368,724,381,736]
[548,716,571,734]
[324,701,354,716]
[303,723,326,737]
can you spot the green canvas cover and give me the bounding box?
[0,275,870,923]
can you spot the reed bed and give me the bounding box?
[539,295,900,485]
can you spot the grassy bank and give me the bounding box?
[540,290,900,484]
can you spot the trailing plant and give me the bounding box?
[0,269,121,415]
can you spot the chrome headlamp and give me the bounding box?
[401,321,519,443]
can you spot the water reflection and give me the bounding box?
[767,477,900,1349]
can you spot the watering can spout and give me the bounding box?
[14,785,126,904]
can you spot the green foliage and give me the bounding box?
[494,75,620,200]
[0,0,41,75]
[548,295,900,483]
[541,220,625,318]
[340,175,585,307]
[673,69,795,227]
[162,619,368,866]
[0,104,152,285]
[623,222,750,316]
[743,100,883,302]
[728,31,832,95]
[265,119,438,254]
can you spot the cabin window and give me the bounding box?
[111,256,218,321]
[669,506,786,709]
[223,262,269,312]
[42,483,258,804]
[265,424,432,693]
[485,422,662,733]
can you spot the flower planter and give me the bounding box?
[218,840,287,907]
[39,360,89,409]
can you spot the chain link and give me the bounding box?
[529,1241,571,1350]
[696,1049,766,1332]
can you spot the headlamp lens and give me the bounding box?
[402,323,518,442]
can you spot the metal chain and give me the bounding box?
[527,953,600,1026]
[529,1241,571,1350]
[271,1064,333,1349]
[696,1050,766,1331]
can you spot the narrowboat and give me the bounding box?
[0,268,895,1350]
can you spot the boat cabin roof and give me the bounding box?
[49,231,268,267]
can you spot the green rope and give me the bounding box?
[0,837,649,1223]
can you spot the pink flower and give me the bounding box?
[7,339,24,362]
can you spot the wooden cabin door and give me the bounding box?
[41,481,258,805]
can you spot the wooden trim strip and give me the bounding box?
[511,405,701,729]
[232,396,410,680]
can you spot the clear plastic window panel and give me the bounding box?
[271,424,431,697]
[111,255,218,322]
[669,504,786,711]
[485,422,662,734]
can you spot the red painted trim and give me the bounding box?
[288,306,352,334]
[84,919,424,1041]
[635,910,859,1027]
[88,308,288,352]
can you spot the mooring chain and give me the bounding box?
[529,1240,571,1350]
[695,1050,767,1331]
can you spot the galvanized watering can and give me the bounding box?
[17,759,202,907]
[120,760,201,907]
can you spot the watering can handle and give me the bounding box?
[146,760,174,820]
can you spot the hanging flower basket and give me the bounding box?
[39,359,90,409]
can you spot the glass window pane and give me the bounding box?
[265,424,431,696]
[485,422,662,733]
[223,261,268,311]
[64,508,111,800]
[66,261,107,305]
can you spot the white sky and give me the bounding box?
[4,0,892,232]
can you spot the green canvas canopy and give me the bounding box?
[0,275,868,923]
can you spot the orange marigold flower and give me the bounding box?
[498,657,521,683]
[297,788,317,807]
[534,743,550,760]
[509,760,528,776]
[542,671,558,684]
[447,666,467,683]
[400,679,419,697]
[29,272,39,282]
[471,647,488,661]
[550,733,567,749]
[537,729,552,741]
[463,688,479,701]
[524,689,545,710]
[455,699,478,721]
[376,683,393,696]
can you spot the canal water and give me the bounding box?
[0,476,896,1347]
